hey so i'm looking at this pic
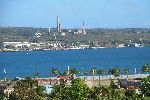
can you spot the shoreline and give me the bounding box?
[1,74,149,81]
[0,46,148,52]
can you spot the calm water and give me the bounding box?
[0,47,150,79]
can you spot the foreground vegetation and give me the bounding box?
[48,76,150,100]
[1,75,149,100]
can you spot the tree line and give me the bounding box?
[50,64,150,77]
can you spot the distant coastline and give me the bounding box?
[0,45,147,52]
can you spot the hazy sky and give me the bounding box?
[0,0,150,28]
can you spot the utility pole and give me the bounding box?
[68,66,70,75]
[3,68,7,81]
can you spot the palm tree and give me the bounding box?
[124,68,129,78]
[69,67,79,76]
[109,68,121,78]
[113,67,121,78]
[62,70,68,76]
[108,68,113,79]
[142,64,149,74]
[51,68,58,76]
[108,68,113,74]
[97,68,105,85]
[83,70,88,81]
[34,72,40,79]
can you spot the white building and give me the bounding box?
[4,42,22,47]
[15,42,31,48]
[61,32,66,36]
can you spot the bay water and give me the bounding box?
[0,47,150,79]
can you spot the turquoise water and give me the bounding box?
[0,47,150,79]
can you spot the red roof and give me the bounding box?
[57,76,71,80]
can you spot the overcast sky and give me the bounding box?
[0,0,150,28]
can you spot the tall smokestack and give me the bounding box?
[82,20,85,27]
[57,16,60,33]
[59,23,61,33]
[82,20,87,34]
[48,27,51,33]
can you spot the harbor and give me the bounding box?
[1,47,150,79]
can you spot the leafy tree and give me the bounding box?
[48,84,66,100]
[88,86,105,99]
[49,78,89,100]
[9,77,46,100]
[113,90,126,100]
[89,85,124,100]
[125,90,136,99]
[110,80,118,90]
[9,93,18,100]
[109,80,119,99]
[88,85,110,99]
[0,95,6,100]
[141,75,150,96]
[67,78,89,100]
[88,84,144,100]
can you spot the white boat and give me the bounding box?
[3,69,6,73]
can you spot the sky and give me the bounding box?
[0,0,150,28]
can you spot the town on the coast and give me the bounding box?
[0,18,150,100]
[0,17,150,52]
[0,64,150,99]
[1,0,150,99]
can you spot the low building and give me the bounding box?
[79,44,90,49]
[118,78,142,89]
[35,78,54,86]
[0,81,16,98]
[61,32,66,36]
[3,87,14,97]
[129,43,140,47]
[4,42,31,49]
[117,44,125,48]
[57,76,72,82]
[3,42,21,47]
[43,84,53,94]
[15,42,31,48]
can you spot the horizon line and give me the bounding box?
[0,26,150,29]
